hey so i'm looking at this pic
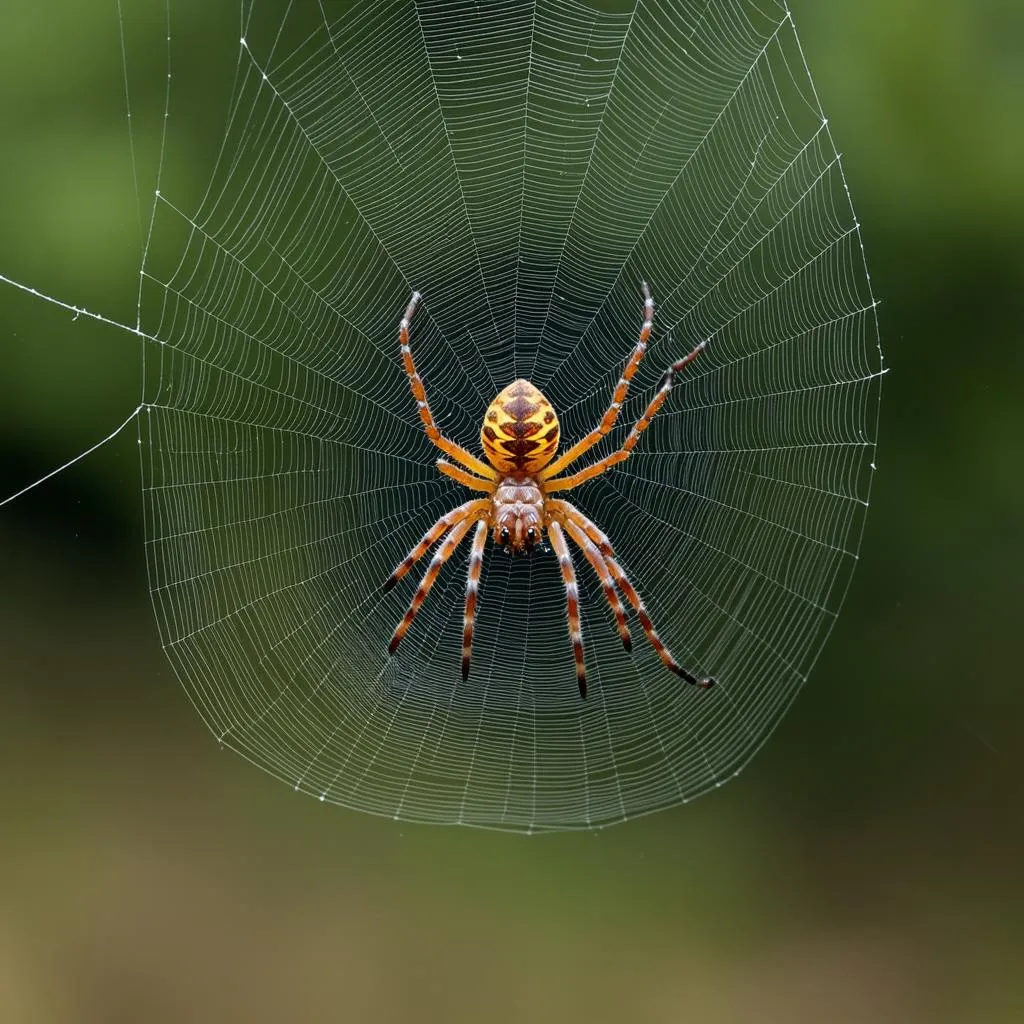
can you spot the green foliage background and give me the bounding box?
[1,1,1021,1021]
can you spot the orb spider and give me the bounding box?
[384,283,715,698]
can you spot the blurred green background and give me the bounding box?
[1,1,1021,1021]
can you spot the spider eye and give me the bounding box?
[500,527,510,544]
[527,527,537,543]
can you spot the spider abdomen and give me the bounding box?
[481,379,560,475]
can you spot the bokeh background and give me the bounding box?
[1,1,1021,1021]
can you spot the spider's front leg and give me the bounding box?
[560,517,631,653]
[553,498,714,689]
[383,498,489,592]
[461,521,489,680]
[547,521,588,698]
[388,516,478,655]
[602,551,713,688]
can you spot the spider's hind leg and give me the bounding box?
[542,335,708,494]
[398,292,497,481]
[539,281,656,481]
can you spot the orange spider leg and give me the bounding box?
[400,292,497,480]
[547,521,587,698]
[389,515,479,655]
[544,338,708,494]
[560,517,632,652]
[546,498,614,557]
[383,498,489,592]
[540,281,655,481]
[461,521,489,680]
[603,552,715,689]
[436,459,493,492]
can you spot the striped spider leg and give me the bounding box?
[540,308,708,494]
[399,291,497,483]
[549,499,714,691]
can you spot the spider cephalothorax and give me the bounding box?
[491,475,544,554]
[384,284,715,698]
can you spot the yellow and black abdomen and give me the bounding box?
[481,378,560,475]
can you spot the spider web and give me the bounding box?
[8,0,883,832]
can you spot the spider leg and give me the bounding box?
[436,459,494,492]
[547,498,614,557]
[461,520,489,680]
[383,498,489,592]
[543,338,708,494]
[547,521,587,698]
[540,281,655,481]
[604,552,715,688]
[399,292,497,480]
[389,516,477,655]
[560,517,631,652]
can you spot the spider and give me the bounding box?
[383,283,715,698]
